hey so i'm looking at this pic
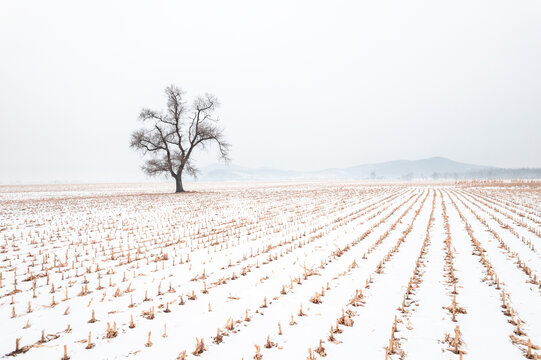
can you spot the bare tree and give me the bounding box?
[130,85,230,192]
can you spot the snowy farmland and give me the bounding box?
[1,181,540,359]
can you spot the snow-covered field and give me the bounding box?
[1,181,540,359]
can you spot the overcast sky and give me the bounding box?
[1,0,540,183]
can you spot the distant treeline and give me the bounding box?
[429,168,541,180]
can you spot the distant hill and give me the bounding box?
[191,157,541,181]
[340,157,490,180]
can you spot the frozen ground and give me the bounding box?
[0,181,540,359]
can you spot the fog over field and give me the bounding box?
[1,0,541,184]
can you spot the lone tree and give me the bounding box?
[130,85,230,192]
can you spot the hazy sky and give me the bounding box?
[1,0,540,183]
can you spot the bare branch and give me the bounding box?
[130,85,230,192]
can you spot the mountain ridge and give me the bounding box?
[190,157,541,181]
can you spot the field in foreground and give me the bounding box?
[0,181,540,359]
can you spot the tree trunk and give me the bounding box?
[175,175,184,193]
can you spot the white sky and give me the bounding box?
[1,0,540,183]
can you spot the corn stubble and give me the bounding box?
[1,181,540,359]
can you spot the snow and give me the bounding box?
[0,181,539,359]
